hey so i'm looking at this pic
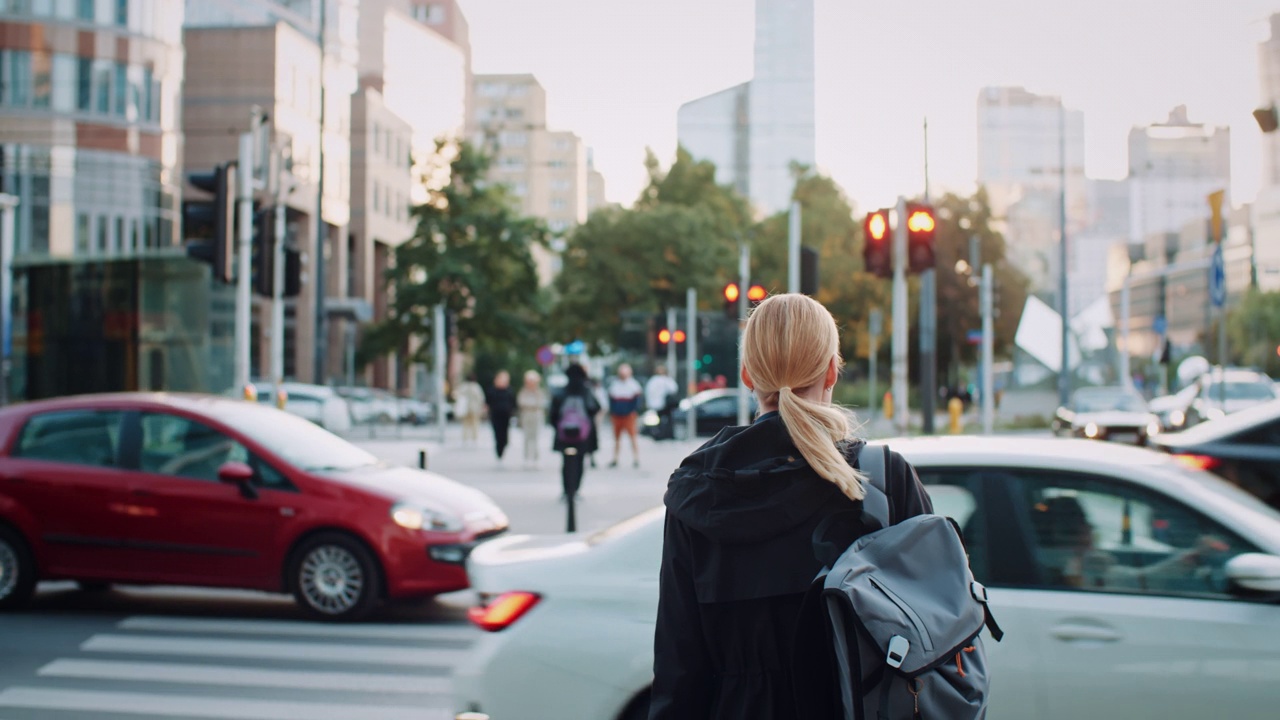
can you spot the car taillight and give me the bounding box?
[467,591,541,632]
[1172,453,1221,472]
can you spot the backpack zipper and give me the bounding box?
[868,576,934,653]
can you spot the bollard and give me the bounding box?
[948,397,964,434]
[562,448,583,533]
[418,449,427,470]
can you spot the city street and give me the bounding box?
[0,424,702,720]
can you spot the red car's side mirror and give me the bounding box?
[217,461,254,485]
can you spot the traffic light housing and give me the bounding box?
[183,164,236,283]
[252,209,303,299]
[863,209,891,279]
[723,282,740,319]
[800,246,819,295]
[905,203,937,274]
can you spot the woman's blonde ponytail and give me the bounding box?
[743,294,866,501]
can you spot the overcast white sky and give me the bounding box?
[458,0,1275,213]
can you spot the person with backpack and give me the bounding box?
[648,293,939,719]
[550,362,601,501]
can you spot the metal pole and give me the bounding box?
[272,148,287,400]
[1057,101,1071,407]
[235,132,254,395]
[737,242,750,427]
[868,308,880,422]
[920,118,935,434]
[686,288,697,440]
[892,196,909,434]
[1119,277,1130,388]
[0,193,17,406]
[920,270,936,434]
[666,306,677,378]
[434,304,446,442]
[788,200,801,294]
[981,264,994,434]
[313,0,328,385]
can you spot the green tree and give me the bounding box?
[1228,289,1280,375]
[749,167,889,366]
[359,140,547,372]
[550,147,749,349]
[929,189,1029,386]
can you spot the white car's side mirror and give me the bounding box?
[1225,553,1280,593]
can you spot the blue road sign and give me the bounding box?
[966,329,983,345]
[1153,314,1167,336]
[1209,245,1226,308]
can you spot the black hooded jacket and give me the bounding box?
[648,412,933,720]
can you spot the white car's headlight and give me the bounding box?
[1169,409,1185,427]
[641,410,660,426]
[391,502,463,532]
[1084,422,1099,439]
[1146,420,1160,437]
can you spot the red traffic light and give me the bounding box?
[658,328,672,344]
[865,211,889,242]
[723,283,740,303]
[907,209,935,233]
[673,330,687,343]
[905,202,937,274]
[747,285,767,303]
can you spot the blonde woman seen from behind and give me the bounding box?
[455,374,485,446]
[648,294,935,720]
[517,370,547,467]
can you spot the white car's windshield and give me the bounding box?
[1202,381,1276,402]
[1074,390,1146,413]
[205,402,378,471]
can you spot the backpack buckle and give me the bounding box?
[886,635,910,669]
[971,581,989,604]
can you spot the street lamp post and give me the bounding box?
[0,193,18,407]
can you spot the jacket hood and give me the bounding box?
[664,413,862,545]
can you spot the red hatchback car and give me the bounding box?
[0,393,508,620]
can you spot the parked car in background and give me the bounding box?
[1185,369,1278,427]
[453,437,1280,720]
[336,387,402,426]
[641,388,759,440]
[1149,382,1201,432]
[243,381,353,434]
[1052,385,1160,444]
[0,393,508,620]
[1151,398,1280,510]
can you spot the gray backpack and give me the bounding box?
[816,443,1004,720]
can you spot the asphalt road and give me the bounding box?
[0,424,702,720]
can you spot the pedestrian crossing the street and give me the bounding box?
[0,614,477,719]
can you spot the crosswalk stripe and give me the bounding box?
[82,634,463,668]
[37,659,450,695]
[0,687,450,720]
[117,615,479,643]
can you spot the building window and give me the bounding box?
[96,216,107,252]
[31,50,51,108]
[499,131,527,147]
[77,57,91,110]
[501,156,524,171]
[76,214,90,253]
[2,51,33,107]
[372,180,380,215]
[77,0,94,21]
[505,107,523,120]
[52,53,75,111]
[372,122,381,154]
[94,59,111,113]
[115,0,127,26]
[550,198,567,211]
[113,63,126,116]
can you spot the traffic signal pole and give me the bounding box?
[981,264,994,434]
[272,145,288,401]
[666,307,677,379]
[891,197,909,434]
[235,131,254,395]
[737,242,751,427]
[788,201,801,294]
[686,288,697,440]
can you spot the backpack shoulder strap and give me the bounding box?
[858,442,891,530]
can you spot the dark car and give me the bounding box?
[641,388,759,440]
[0,393,508,620]
[1151,398,1280,510]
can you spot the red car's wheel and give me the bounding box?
[0,524,36,611]
[288,532,382,622]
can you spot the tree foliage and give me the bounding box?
[1228,289,1280,375]
[929,189,1029,385]
[550,147,748,349]
[359,140,546,369]
[750,168,888,366]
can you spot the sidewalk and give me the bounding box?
[345,423,702,537]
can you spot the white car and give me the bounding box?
[453,437,1280,720]
[246,382,353,433]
